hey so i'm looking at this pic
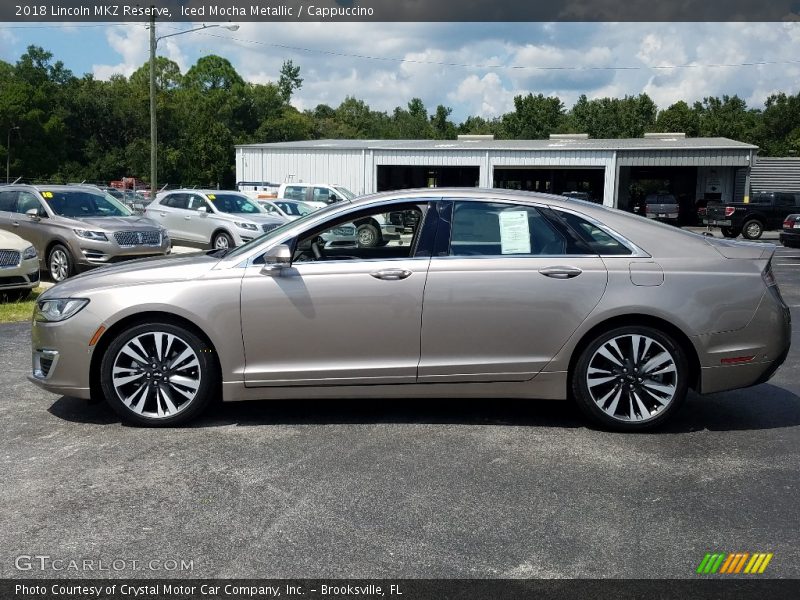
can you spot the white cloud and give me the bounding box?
[83,22,800,120]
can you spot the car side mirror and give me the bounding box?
[260,244,292,275]
[26,208,41,221]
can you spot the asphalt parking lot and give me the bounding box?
[1,240,799,579]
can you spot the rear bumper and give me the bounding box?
[695,289,791,394]
[779,231,800,246]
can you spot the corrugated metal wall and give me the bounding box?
[750,157,800,193]
[236,148,367,195]
[617,149,751,167]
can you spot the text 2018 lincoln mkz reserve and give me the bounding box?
[28,189,791,430]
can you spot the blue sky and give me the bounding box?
[1,22,799,121]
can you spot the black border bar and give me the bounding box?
[4,1,800,22]
[4,579,800,600]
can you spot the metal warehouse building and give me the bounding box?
[235,134,759,220]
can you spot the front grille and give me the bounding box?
[0,276,26,286]
[113,230,161,246]
[0,250,21,268]
[261,223,280,233]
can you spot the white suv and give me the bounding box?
[278,183,404,247]
[146,190,286,249]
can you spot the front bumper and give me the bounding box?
[28,307,99,399]
[0,256,40,290]
[74,235,171,266]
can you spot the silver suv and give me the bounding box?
[145,190,286,249]
[0,184,171,282]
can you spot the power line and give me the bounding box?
[2,23,799,72]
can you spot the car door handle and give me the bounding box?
[370,269,412,281]
[158,212,166,217]
[184,215,192,220]
[539,266,583,279]
[11,220,20,227]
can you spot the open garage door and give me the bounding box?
[377,166,479,192]
[493,167,605,204]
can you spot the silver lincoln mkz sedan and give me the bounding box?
[28,189,791,430]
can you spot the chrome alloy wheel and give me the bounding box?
[213,234,230,249]
[585,333,678,423]
[49,248,70,282]
[111,331,202,419]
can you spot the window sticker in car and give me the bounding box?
[41,191,54,199]
[499,211,531,254]
[207,194,216,200]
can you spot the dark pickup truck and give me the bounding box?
[704,191,800,239]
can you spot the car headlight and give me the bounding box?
[235,221,258,231]
[22,245,37,260]
[73,229,108,241]
[34,298,89,323]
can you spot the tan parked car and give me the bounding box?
[0,185,171,282]
[28,189,790,430]
[0,229,39,299]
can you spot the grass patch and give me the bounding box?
[0,287,44,323]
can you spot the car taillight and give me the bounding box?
[724,206,735,217]
[784,218,794,229]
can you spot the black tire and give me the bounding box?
[741,219,764,240]
[212,231,234,250]
[48,243,74,282]
[100,322,218,427]
[571,325,689,432]
[720,227,739,238]
[356,222,382,248]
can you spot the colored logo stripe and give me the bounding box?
[697,552,773,574]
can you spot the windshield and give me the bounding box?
[276,201,313,216]
[207,193,262,214]
[334,186,356,200]
[42,190,132,217]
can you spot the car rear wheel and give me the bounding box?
[100,322,218,426]
[571,326,689,431]
[48,244,74,282]
[212,231,234,249]
[720,227,739,238]
[742,219,764,240]
[356,223,381,248]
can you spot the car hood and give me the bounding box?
[0,228,30,250]
[236,213,286,225]
[41,252,220,299]
[58,215,162,231]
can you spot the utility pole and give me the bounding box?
[149,11,158,199]
[6,125,19,184]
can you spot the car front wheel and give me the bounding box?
[571,326,689,431]
[48,244,74,282]
[212,231,234,249]
[100,322,218,426]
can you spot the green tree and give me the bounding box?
[278,60,303,103]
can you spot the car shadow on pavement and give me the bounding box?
[47,383,800,432]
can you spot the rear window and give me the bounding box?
[556,210,633,256]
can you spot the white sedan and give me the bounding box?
[0,229,39,299]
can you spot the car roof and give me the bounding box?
[0,183,104,192]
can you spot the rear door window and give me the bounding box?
[449,201,573,256]
[554,210,633,256]
[162,194,189,209]
[283,186,306,201]
[0,190,17,212]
